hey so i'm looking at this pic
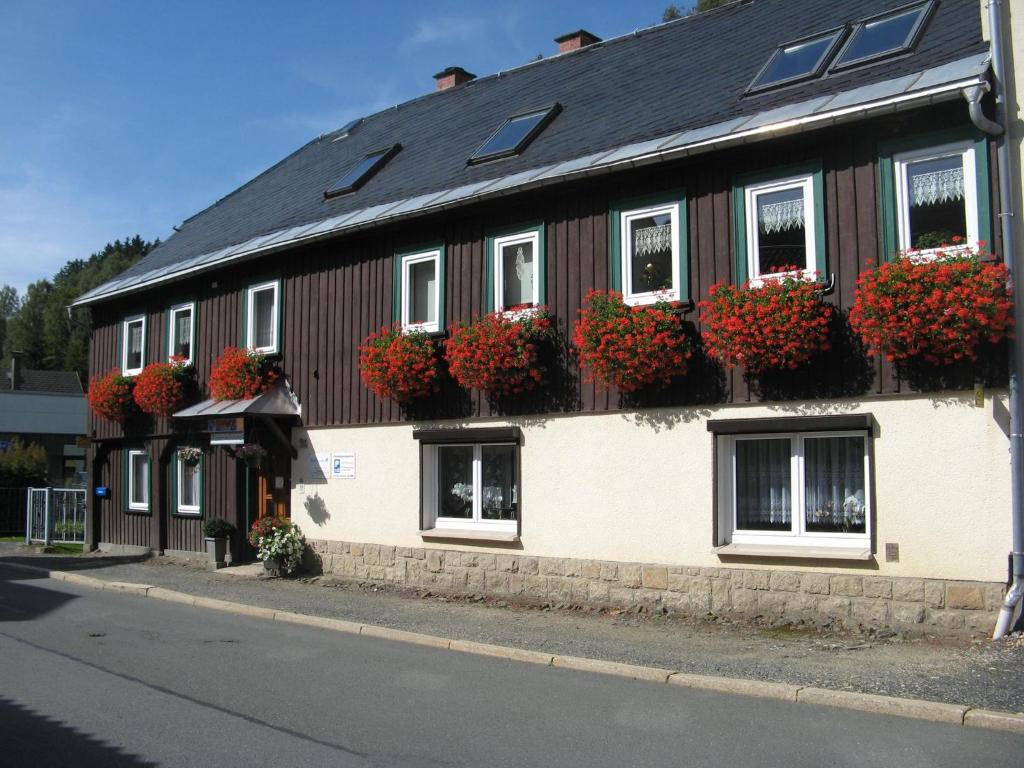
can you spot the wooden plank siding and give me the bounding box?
[86,107,1004,548]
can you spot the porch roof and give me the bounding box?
[173,382,300,419]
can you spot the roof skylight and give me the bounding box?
[832,1,934,70]
[325,144,401,198]
[468,104,562,164]
[747,28,846,93]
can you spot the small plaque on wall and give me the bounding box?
[331,453,355,479]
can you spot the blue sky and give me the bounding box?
[0,0,690,295]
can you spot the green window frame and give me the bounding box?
[171,448,204,517]
[484,222,546,313]
[124,448,151,514]
[165,300,197,364]
[878,126,991,260]
[732,162,826,285]
[608,190,689,305]
[240,278,283,355]
[392,242,446,333]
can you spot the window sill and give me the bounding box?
[715,543,872,561]
[419,528,519,543]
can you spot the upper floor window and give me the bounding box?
[245,280,280,354]
[610,195,687,306]
[733,164,825,284]
[121,315,146,376]
[325,144,401,198]
[893,141,978,254]
[168,302,195,363]
[396,247,443,333]
[127,449,150,512]
[487,225,544,313]
[469,105,561,164]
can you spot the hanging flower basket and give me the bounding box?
[358,324,441,403]
[133,358,195,417]
[848,246,1013,365]
[234,443,267,469]
[700,271,832,375]
[443,309,553,395]
[177,445,203,466]
[572,290,692,392]
[209,347,280,401]
[87,369,137,423]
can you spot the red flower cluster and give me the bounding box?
[358,324,440,403]
[87,369,136,423]
[443,309,552,395]
[848,247,1013,365]
[700,271,832,375]
[132,358,193,417]
[573,290,692,392]
[209,347,280,401]
[247,515,292,548]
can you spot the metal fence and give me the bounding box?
[0,487,27,536]
[26,488,86,544]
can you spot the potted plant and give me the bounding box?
[132,357,195,417]
[247,515,305,575]
[177,445,203,467]
[201,518,235,570]
[572,289,692,392]
[848,244,1013,365]
[443,308,553,395]
[699,270,832,375]
[234,443,267,469]
[209,346,280,401]
[358,323,441,403]
[87,368,137,423]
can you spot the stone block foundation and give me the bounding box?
[304,539,1004,638]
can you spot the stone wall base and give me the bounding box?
[305,539,1004,638]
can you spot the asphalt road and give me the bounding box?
[1,565,1021,768]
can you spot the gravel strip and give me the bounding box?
[4,551,1024,712]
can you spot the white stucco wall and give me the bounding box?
[291,392,1012,583]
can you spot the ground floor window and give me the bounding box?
[715,426,871,553]
[174,449,202,516]
[127,449,149,512]
[416,428,520,536]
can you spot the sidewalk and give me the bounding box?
[2,550,1023,714]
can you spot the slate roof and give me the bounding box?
[1,367,84,395]
[80,0,987,306]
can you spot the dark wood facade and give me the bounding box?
[87,104,1003,550]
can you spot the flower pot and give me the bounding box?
[263,556,282,576]
[205,536,227,570]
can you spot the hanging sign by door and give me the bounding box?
[208,417,245,445]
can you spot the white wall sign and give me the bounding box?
[308,453,330,481]
[331,453,356,479]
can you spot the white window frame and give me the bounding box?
[127,449,149,512]
[893,139,978,259]
[620,202,681,306]
[743,173,818,284]
[176,454,201,516]
[422,442,518,535]
[121,315,146,376]
[400,249,441,333]
[717,430,871,552]
[492,230,541,314]
[245,280,280,354]
[168,301,196,364]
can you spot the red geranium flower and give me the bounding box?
[209,347,280,401]
[358,324,440,403]
[133,358,194,416]
[88,369,136,423]
[443,309,553,395]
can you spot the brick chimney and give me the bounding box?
[434,66,476,91]
[554,29,602,54]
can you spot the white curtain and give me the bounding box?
[759,198,805,234]
[910,166,964,207]
[803,437,865,533]
[735,439,791,530]
[633,223,672,257]
[254,291,274,348]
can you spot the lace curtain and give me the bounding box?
[634,223,672,256]
[910,166,964,207]
[758,198,805,234]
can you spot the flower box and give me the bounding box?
[849,246,1013,365]
[443,309,552,395]
[358,324,440,403]
[87,369,137,423]
[700,272,832,375]
[209,347,280,401]
[572,290,692,392]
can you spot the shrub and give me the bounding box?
[700,272,832,375]
[201,518,236,538]
[0,439,48,486]
[209,347,279,400]
[132,358,194,416]
[88,368,137,422]
[443,309,552,395]
[358,324,441,403]
[572,290,692,392]
[848,247,1013,365]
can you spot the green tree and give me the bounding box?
[0,439,48,485]
[693,0,732,12]
[0,285,18,362]
[662,4,683,21]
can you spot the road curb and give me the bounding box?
[5,559,1024,733]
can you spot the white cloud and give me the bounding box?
[402,16,489,50]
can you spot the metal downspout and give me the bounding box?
[975,0,1024,639]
